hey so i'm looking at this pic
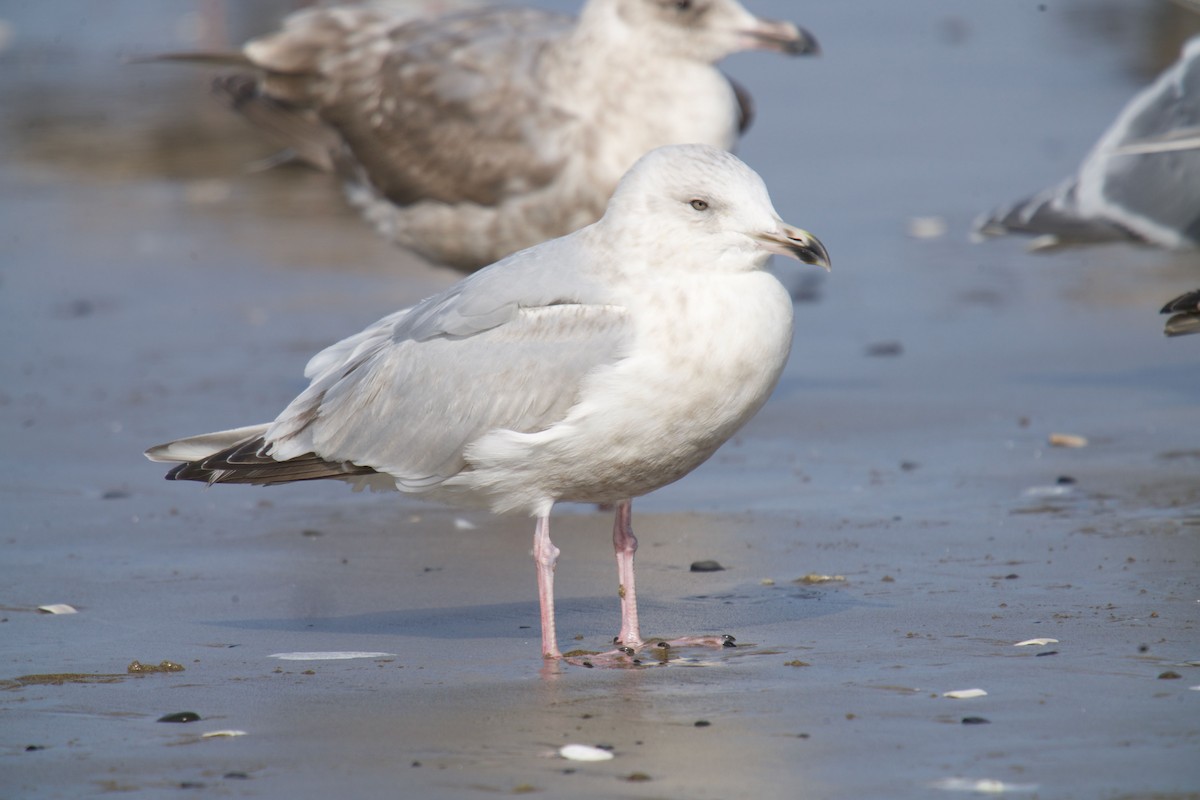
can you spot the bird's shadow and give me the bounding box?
[208,584,864,642]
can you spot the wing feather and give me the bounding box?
[267,301,630,487]
[247,6,573,207]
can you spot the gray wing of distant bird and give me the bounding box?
[975,36,1200,250]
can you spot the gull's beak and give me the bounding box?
[741,19,820,56]
[754,223,831,270]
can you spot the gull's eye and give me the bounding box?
[689,198,709,211]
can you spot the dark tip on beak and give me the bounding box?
[754,226,830,270]
[792,234,831,270]
[781,26,821,56]
[746,22,821,57]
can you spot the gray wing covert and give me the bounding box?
[266,302,630,487]
[266,245,628,486]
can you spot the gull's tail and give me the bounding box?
[145,424,376,485]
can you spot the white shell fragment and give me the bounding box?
[1047,432,1088,448]
[201,730,247,738]
[1014,638,1058,647]
[931,777,1039,793]
[453,517,478,530]
[943,688,988,699]
[268,652,395,661]
[37,604,78,615]
[796,573,846,584]
[1022,484,1072,498]
[908,215,948,239]
[558,744,615,762]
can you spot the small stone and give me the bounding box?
[625,772,652,782]
[690,560,725,572]
[784,660,811,667]
[961,717,991,725]
[1158,671,1182,680]
[865,341,903,357]
[157,711,201,723]
[694,720,711,728]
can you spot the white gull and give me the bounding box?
[145,144,831,662]
[176,0,818,269]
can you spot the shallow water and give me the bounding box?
[2,1,1199,798]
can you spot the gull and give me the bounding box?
[973,35,1200,252]
[145,144,831,662]
[162,0,818,269]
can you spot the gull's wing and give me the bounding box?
[262,240,631,487]
[975,36,1200,250]
[246,6,574,207]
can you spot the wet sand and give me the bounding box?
[2,1,1198,798]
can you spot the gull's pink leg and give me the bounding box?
[612,499,644,648]
[533,514,562,659]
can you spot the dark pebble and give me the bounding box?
[179,782,206,789]
[865,341,903,357]
[1138,644,1149,653]
[223,772,250,780]
[100,489,130,500]
[961,717,991,725]
[1055,475,1076,485]
[1158,671,1182,680]
[25,745,45,752]
[1035,650,1058,657]
[1004,574,1019,580]
[625,772,652,782]
[690,560,725,572]
[694,720,711,728]
[411,761,422,768]
[157,711,201,723]
[301,529,323,538]
[581,661,594,668]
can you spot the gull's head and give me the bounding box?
[590,0,820,62]
[603,144,830,273]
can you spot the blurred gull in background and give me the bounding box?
[145,144,831,664]
[156,0,819,270]
[974,34,1200,336]
[974,35,1200,252]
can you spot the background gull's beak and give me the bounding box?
[741,19,821,56]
